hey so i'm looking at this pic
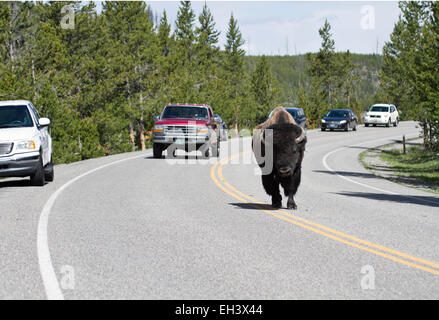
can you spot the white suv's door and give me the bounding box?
[40,125,51,165]
[28,104,50,165]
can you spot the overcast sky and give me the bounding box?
[146,1,401,55]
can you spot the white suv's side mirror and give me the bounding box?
[39,118,51,127]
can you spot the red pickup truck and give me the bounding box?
[152,104,220,159]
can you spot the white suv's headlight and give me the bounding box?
[16,140,36,151]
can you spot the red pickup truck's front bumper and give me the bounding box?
[153,125,212,147]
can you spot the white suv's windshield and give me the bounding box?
[162,106,209,120]
[370,106,389,112]
[0,105,34,128]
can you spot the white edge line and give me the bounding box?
[38,152,151,300]
[322,134,439,206]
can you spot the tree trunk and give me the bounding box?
[235,105,239,132]
[328,84,332,108]
[139,116,145,151]
[347,85,350,108]
[126,76,135,151]
[137,66,146,151]
[8,2,18,72]
[423,119,429,150]
[32,59,37,100]
[129,123,135,150]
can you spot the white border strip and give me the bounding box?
[38,152,151,300]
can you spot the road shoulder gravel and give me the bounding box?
[359,138,439,194]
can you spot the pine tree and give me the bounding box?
[250,55,280,124]
[378,1,436,149]
[103,1,158,151]
[194,3,220,103]
[196,3,220,59]
[411,2,439,150]
[306,19,335,124]
[158,10,172,58]
[222,13,246,129]
[307,19,336,111]
[175,1,195,64]
[335,50,359,109]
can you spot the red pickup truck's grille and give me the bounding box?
[0,143,13,155]
[165,125,197,135]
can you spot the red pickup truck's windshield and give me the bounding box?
[162,106,209,120]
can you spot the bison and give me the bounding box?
[252,106,307,209]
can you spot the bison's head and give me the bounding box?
[261,123,306,178]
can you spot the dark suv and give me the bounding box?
[268,107,307,129]
[321,109,358,131]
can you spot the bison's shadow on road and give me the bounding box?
[229,202,280,211]
[334,191,439,208]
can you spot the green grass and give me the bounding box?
[380,145,439,192]
[358,151,372,170]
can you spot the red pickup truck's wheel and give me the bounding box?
[212,142,220,157]
[153,143,163,158]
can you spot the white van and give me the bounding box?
[0,100,53,186]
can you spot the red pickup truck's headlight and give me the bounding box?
[197,126,208,134]
[153,125,164,133]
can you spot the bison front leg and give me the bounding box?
[286,195,297,210]
[262,174,282,208]
[282,168,302,210]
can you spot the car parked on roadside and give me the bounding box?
[152,104,221,158]
[0,100,54,186]
[321,109,358,131]
[364,104,399,127]
[221,122,228,141]
[268,107,307,129]
[214,114,228,141]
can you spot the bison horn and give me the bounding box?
[295,127,306,144]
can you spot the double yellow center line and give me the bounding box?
[210,151,439,277]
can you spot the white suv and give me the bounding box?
[364,104,399,127]
[0,100,54,186]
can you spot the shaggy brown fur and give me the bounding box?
[255,106,297,130]
[252,106,307,209]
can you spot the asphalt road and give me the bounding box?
[1,121,439,299]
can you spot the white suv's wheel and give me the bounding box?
[30,154,45,186]
[44,160,54,182]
